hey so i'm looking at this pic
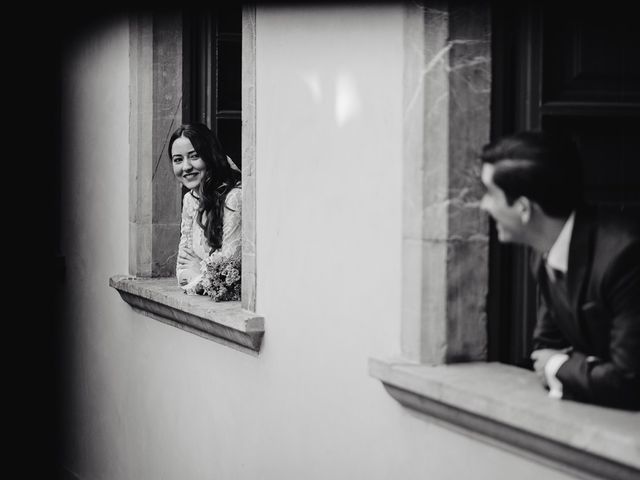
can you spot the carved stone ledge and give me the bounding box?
[110,275,264,354]
[369,358,640,480]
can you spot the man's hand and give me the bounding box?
[530,349,565,387]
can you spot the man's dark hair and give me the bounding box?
[480,130,583,218]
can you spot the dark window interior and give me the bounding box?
[183,7,242,167]
[488,1,640,367]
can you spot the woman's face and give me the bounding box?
[171,135,207,190]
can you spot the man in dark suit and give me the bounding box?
[479,131,639,409]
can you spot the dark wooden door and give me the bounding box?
[488,1,640,366]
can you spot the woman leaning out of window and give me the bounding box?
[168,123,241,298]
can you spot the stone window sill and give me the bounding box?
[110,275,264,355]
[369,358,639,480]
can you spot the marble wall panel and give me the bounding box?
[401,0,490,363]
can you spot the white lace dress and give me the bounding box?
[176,187,242,294]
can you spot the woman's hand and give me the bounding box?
[178,247,203,278]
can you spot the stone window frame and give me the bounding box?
[110,6,264,356]
[369,3,639,479]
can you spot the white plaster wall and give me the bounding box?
[59,6,576,480]
[59,18,133,479]
[252,5,574,480]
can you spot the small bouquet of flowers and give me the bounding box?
[200,251,241,302]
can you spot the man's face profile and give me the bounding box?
[480,163,527,244]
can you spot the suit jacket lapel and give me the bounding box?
[567,207,596,315]
[531,249,543,281]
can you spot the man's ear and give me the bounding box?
[516,197,532,224]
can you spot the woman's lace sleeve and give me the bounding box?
[176,192,197,286]
[181,188,242,296]
[209,187,242,262]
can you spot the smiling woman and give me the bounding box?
[168,123,242,294]
[171,137,207,190]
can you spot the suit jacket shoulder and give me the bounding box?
[588,206,640,291]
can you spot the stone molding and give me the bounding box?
[241,4,257,312]
[370,358,640,480]
[110,276,264,354]
[129,13,183,278]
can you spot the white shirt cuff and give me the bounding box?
[545,353,569,399]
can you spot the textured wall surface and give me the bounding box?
[58,6,577,480]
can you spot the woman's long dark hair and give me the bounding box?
[168,123,241,252]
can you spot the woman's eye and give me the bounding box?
[188,153,200,161]
[172,157,182,164]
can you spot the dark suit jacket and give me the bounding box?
[532,206,640,410]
